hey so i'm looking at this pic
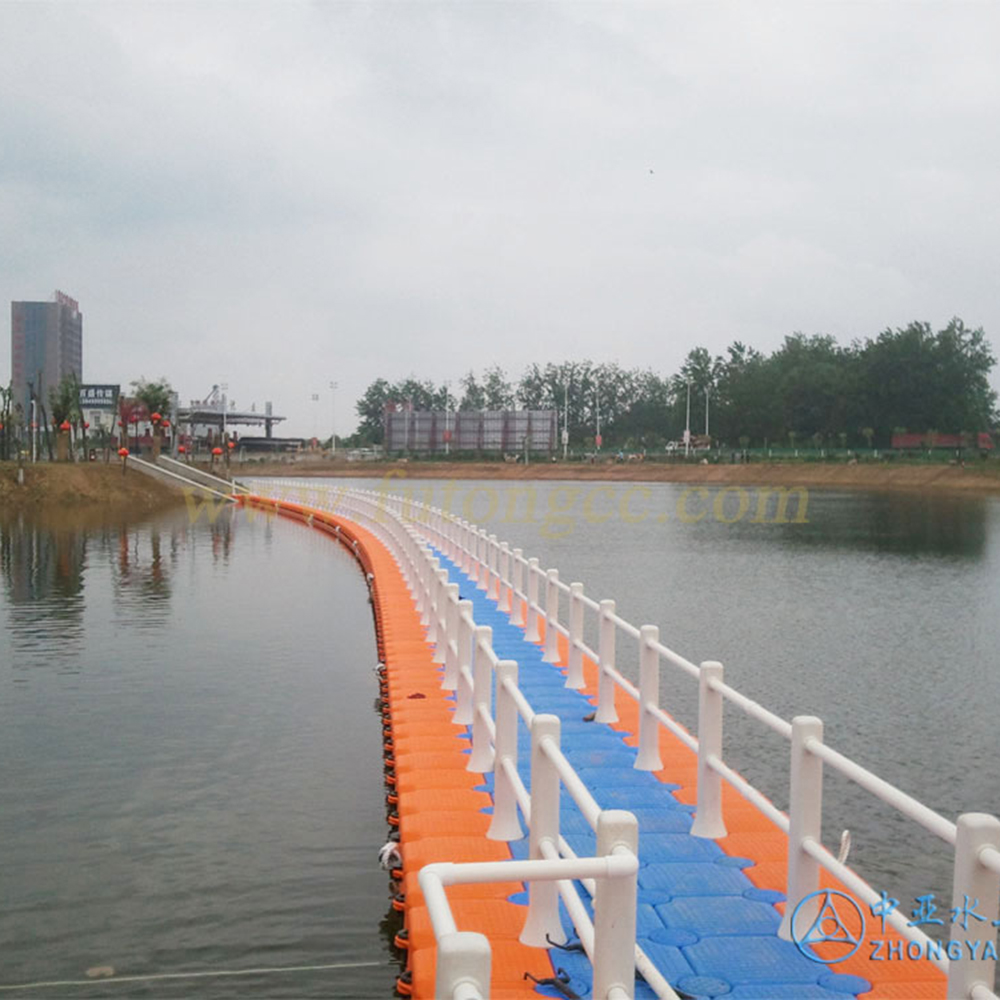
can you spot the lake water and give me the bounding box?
[0,505,399,997]
[3,478,999,995]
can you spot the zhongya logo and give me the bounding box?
[790,889,867,964]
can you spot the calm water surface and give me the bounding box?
[0,505,399,997]
[4,479,1000,995]
[267,475,1000,926]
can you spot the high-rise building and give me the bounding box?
[10,290,83,422]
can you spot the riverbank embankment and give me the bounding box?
[0,462,185,514]
[233,458,1000,495]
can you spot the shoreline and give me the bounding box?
[0,461,186,516]
[231,459,1000,496]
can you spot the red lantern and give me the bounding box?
[162,419,170,428]
[60,420,71,431]
[212,447,223,456]
[151,412,162,423]
[84,422,90,429]
[130,415,138,424]
[0,423,4,431]
[178,445,186,454]
[118,447,129,457]
[227,440,235,449]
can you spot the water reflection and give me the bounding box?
[0,510,192,670]
[0,504,396,997]
[772,490,990,557]
[1,512,89,675]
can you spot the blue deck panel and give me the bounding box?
[431,549,871,999]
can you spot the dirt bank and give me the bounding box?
[0,461,186,514]
[234,458,1000,496]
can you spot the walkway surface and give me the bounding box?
[426,544,944,1000]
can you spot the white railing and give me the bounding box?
[243,479,1000,1000]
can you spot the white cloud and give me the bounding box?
[1,1,998,434]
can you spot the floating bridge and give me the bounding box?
[239,479,1000,1000]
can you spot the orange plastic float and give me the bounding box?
[239,495,552,998]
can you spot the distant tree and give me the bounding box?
[668,347,724,440]
[48,373,81,426]
[855,319,996,445]
[354,378,393,443]
[354,376,447,444]
[131,377,173,418]
[0,381,12,460]
[481,365,515,410]
[458,371,485,411]
[348,316,997,455]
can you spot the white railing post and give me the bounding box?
[779,716,824,940]
[525,558,541,642]
[453,602,475,724]
[477,530,489,591]
[488,660,523,841]
[413,543,428,623]
[635,625,663,771]
[468,626,495,773]
[947,813,1000,999]
[487,534,499,600]
[442,583,461,690]
[520,714,566,946]
[691,661,726,839]
[542,569,560,664]
[592,810,639,1000]
[466,523,479,583]
[461,521,473,576]
[426,558,442,644]
[433,568,450,664]
[498,542,511,613]
[566,583,585,689]
[595,599,618,724]
[435,931,491,1000]
[510,549,524,626]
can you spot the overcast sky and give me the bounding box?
[2,2,998,438]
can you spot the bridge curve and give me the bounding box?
[238,479,996,1000]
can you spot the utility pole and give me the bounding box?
[562,381,569,461]
[28,380,37,463]
[444,381,451,456]
[329,380,338,456]
[595,376,601,452]
[705,386,710,438]
[684,380,691,458]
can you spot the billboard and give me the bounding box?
[78,385,120,410]
[384,409,557,454]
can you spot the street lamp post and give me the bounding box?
[329,380,338,457]
[444,380,451,456]
[563,381,569,461]
[595,376,601,452]
[685,380,691,458]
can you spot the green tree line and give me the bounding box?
[350,319,997,450]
